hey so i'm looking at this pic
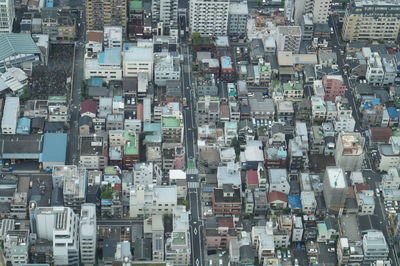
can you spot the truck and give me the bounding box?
[182,97,187,107]
[1,160,13,172]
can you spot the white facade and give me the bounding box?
[129,185,177,218]
[35,207,80,266]
[1,97,19,134]
[0,0,15,33]
[124,119,142,132]
[189,0,230,36]
[84,48,123,82]
[378,136,400,172]
[152,0,178,25]
[333,115,356,133]
[103,26,123,48]
[382,168,400,190]
[366,53,384,86]
[292,216,304,242]
[312,0,331,24]
[123,46,153,80]
[133,162,162,187]
[301,191,317,214]
[268,169,290,195]
[80,204,96,265]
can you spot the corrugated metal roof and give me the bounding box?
[40,133,67,163]
[0,34,40,61]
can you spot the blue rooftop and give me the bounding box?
[88,77,103,87]
[16,117,31,135]
[45,0,54,7]
[221,56,232,69]
[371,98,380,105]
[387,107,399,119]
[98,48,121,65]
[288,194,302,209]
[40,133,68,163]
[143,123,162,143]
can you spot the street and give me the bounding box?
[180,41,204,266]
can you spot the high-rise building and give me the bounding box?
[34,207,80,266]
[152,0,178,26]
[85,0,127,33]
[323,167,348,210]
[276,26,302,53]
[342,0,400,41]
[80,204,96,265]
[189,0,230,36]
[0,0,15,33]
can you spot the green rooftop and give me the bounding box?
[129,0,142,10]
[10,245,27,256]
[162,117,181,128]
[124,130,139,155]
[48,96,67,102]
[172,232,187,246]
[283,82,303,91]
[104,166,118,175]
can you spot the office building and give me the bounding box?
[0,0,15,33]
[34,207,80,266]
[189,0,230,36]
[342,0,400,41]
[80,204,96,265]
[123,46,153,79]
[85,0,127,33]
[311,0,331,24]
[323,167,348,210]
[335,132,365,171]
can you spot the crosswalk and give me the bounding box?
[186,168,198,175]
[188,182,199,188]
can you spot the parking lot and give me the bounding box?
[30,44,73,99]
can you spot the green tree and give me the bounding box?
[257,0,262,7]
[19,87,30,101]
[342,1,347,9]
[230,137,240,160]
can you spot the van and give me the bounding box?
[330,27,334,34]
[395,201,399,208]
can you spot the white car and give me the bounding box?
[247,92,254,97]
[328,247,335,252]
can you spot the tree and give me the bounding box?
[257,0,262,7]
[230,137,240,160]
[19,87,30,102]
[341,1,347,9]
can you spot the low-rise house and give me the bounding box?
[212,184,242,216]
[267,191,288,210]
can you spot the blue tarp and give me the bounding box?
[288,194,302,209]
[387,107,399,119]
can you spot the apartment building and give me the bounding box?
[228,1,248,37]
[152,0,178,26]
[129,185,177,217]
[79,134,108,170]
[4,230,29,265]
[197,96,220,124]
[84,48,123,82]
[342,0,400,41]
[80,204,96,265]
[335,132,365,171]
[323,75,345,101]
[362,231,389,263]
[85,0,127,33]
[154,52,181,86]
[55,165,87,210]
[189,0,230,36]
[366,52,384,86]
[276,26,302,53]
[0,0,15,33]
[312,0,331,24]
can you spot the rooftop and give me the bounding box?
[161,117,181,128]
[0,33,40,61]
[124,130,139,155]
[98,48,121,65]
[40,133,67,163]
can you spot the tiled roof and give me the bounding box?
[267,191,288,203]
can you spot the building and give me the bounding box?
[154,52,180,86]
[342,0,400,41]
[161,116,183,144]
[276,26,302,53]
[0,0,15,33]
[312,0,331,24]
[79,134,108,170]
[33,207,80,266]
[323,167,348,210]
[165,206,191,265]
[40,133,68,169]
[84,48,122,82]
[80,204,96,265]
[377,136,400,171]
[381,168,400,189]
[366,52,384,86]
[189,0,230,36]
[56,166,87,211]
[362,231,389,262]
[292,216,304,242]
[129,185,177,218]
[4,230,29,265]
[228,1,248,37]
[335,132,365,171]
[123,130,140,168]
[152,0,178,26]
[323,75,345,101]
[301,191,317,214]
[123,46,153,79]
[85,0,127,33]
[104,26,123,48]
[268,169,289,195]
[133,162,162,187]
[1,97,19,134]
[212,184,242,216]
[197,96,220,124]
